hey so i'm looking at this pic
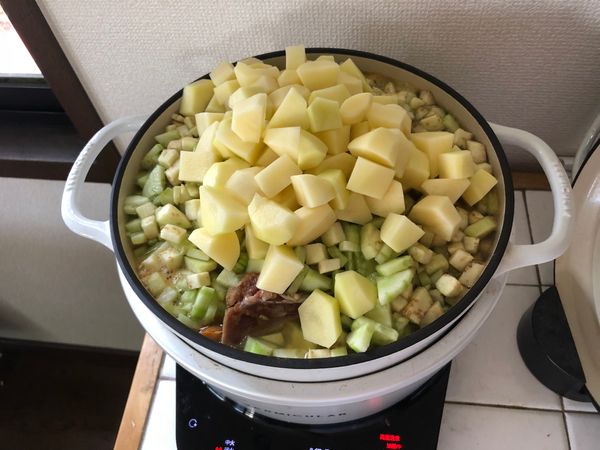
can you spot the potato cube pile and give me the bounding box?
[125,45,501,356]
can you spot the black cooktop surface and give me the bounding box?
[175,363,450,450]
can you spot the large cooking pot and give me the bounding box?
[62,49,573,385]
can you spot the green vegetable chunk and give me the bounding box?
[376,269,414,305]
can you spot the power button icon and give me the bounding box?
[188,418,198,429]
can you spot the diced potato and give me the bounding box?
[234,61,277,87]
[315,126,350,155]
[308,84,351,105]
[462,169,498,206]
[317,169,350,210]
[400,145,430,190]
[254,154,301,197]
[255,147,279,166]
[438,150,475,179]
[231,93,267,143]
[269,85,311,108]
[199,185,248,234]
[224,166,263,205]
[296,60,340,90]
[305,243,328,264]
[307,97,342,133]
[421,178,471,204]
[346,157,395,199]
[248,194,300,245]
[213,79,240,105]
[321,221,346,246]
[350,121,371,140]
[335,192,373,225]
[367,103,411,136]
[272,184,300,210]
[298,289,342,348]
[335,270,377,319]
[156,204,191,228]
[365,180,405,217]
[308,152,356,180]
[194,112,224,135]
[287,204,337,246]
[247,75,278,94]
[257,245,304,294]
[291,174,336,207]
[205,94,225,113]
[380,213,425,253]
[179,149,217,183]
[477,162,493,173]
[340,92,372,125]
[196,120,221,154]
[228,86,261,109]
[348,127,402,168]
[188,228,240,271]
[244,224,269,259]
[285,45,306,70]
[297,130,328,170]
[263,127,301,161]
[180,79,214,116]
[337,71,363,95]
[411,131,454,178]
[202,157,249,188]
[277,69,301,87]
[268,87,309,129]
[339,58,370,91]
[209,61,235,86]
[216,118,264,164]
[409,195,461,241]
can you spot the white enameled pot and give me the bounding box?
[62,50,573,387]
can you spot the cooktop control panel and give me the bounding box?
[175,364,450,450]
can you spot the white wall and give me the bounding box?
[0,178,143,350]
[37,0,600,165]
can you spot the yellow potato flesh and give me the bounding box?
[254,154,301,198]
[367,103,411,137]
[247,194,300,245]
[421,178,470,204]
[365,180,405,217]
[194,112,224,135]
[350,121,371,140]
[346,157,395,199]
[263,127,301,161]
[409,195,461,241]
[199,185,248,235]
[315,126,351,155]
[287,204,337,246]
[290,174,336,208]
[400,145,430,190]
[380,213,425,253]
[308,152,356,180]
[268,87,309,129]
[285,45,306,70]
[244,224,269,259]
[298,289,342,348]
[297,130,328,170]
[179,79,214,116]
[231,93,267,144]
[307,97,342,133]
[340,93,372,125]
[179,149,219,183]
[224,166,263,205]
[348,127,401,168]
[337,71,363,95]
[335,270,377,319]
[202,157,249,189]
[188,228,240,271]
[462,169,498,206]
[410,131,454,178]
[317,169,350,210]
[257,245,304,294]
[438,150,476,179]
[308,84,351,105]
[297,60,340,91]
[209,61,235,86]
[277,69,301,87]
[334,192,373,225]
[216,118,263,164]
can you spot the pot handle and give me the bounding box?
[61,116,146,251]
[491,123,574,275]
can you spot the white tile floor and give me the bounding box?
[140,190,599,450]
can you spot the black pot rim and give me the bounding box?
[110,47,514,370]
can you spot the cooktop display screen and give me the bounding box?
[175,363,450,450]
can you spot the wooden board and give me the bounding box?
[114,335,163,450]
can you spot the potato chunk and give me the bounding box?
[179,79,214,116]
[287,204,337,246]
[231,93,267,144]
[268,87,309,129]
[255,154,301,198]
[335,270,377,319]
[188,228,240,271]
[348,127,403,168]
[263,127,301,161]
[462,169,498,206]
[297,60,340,90]
[367,103,411,136]
[421,178,470,204]
[298,289,342,348]
[409,195,461,241]
[340,93,372,125]
[307,97,342,133]
[438,150,476,179]
[334,192,373,225]
[346,157,395,199]
[199,186,248,235]
[247,194,300,245]
[400,145,430,190]
[257,245,304,294]
[411,131,454,178]
[380,214,425,253]
[365,180,405,217]
[291,174,335,208]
